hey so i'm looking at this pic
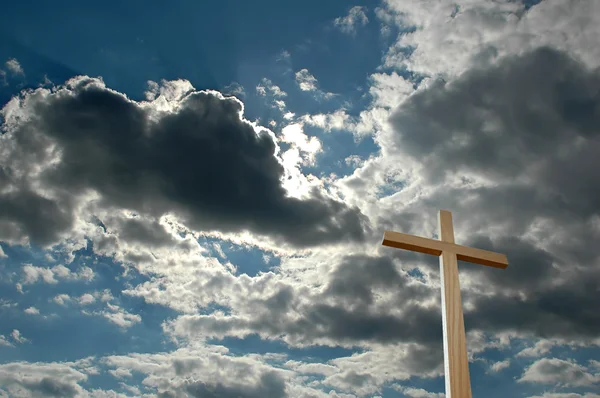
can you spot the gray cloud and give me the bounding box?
[0,77,369,248]
[183,371,287,398]
[167,253,445,374]
[384,46,600,341]
[0,362,86,398]
[519,357,599,387]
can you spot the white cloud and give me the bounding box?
[24,306,40,315]
[0,335,13,347]
[108,367,132,380]
[392,385,445,398]
[490,359,510,372]
[143,78,194,107]
[4,58,24,76]
[295,69,318,92]
[53,294,71,306]
[301,109,351,132]
[378,0,600,77]
[519,358,600,387]
[334,6,369,35]
[256,78,287,98]
[101,305,141,330]
[22,264,58,284]
[11,329,28,344]
[78,293,96,306]
[280,123,322,166]
[517,339,558,357]
[21,264,95,286]
[222,81,246,98]
[0,245,6,258]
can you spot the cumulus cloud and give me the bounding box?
[101,307,141,330]
[0,361,86,397]
[519,358,600,388]
[78,294,96,306]
[490,359,510,373]
[378,0,600,77]
[392,385,444,398]
[0,76,368,249]
[4,58,24,76]
[374,47,600,341]
[334,6,369,35]
[24,307,40,315]
[0,335,13,347]
[256,78,287,98]
[21,264,94,286]
[1,2,599,397]
[280,123,322,166]
[53,294,71,306]
[295,69,319,92]
[11,329,28,344]
[103,346,291,398]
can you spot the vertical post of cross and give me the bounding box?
[438,210,472,398]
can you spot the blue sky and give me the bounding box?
[1,0,600,397]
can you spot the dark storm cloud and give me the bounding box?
[390,46,600,190]
[387,47,600,341]
[0,77,369,247]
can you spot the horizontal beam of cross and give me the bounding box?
[382,230,508,269]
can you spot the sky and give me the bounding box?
[0,0,599,397]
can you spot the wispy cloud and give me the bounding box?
[334,6,369,35]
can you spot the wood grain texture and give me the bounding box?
[438,210,472,398]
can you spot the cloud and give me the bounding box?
[11,329,28,344]
[295,69,318,92]
[517,339,558,358]
[103,346,291,398]
[222,82,246,99]
[0,76,369,249]
[334,6,369,35]
[78,294,96,306]
[101,306,142,330]
[378,0,600,77]
[4,58,24,76]
[392,385,444,398]
[280,123,322,166]
[0,335,13,347]
[53,294,71,306]
[519,358,600,387]
[490,359,510,372]
[21,264,94,286]
[0,361,86,397]
[256,78,287,98]
[22,264,58,284]
[294,69,336,101]
[24,306,40,315]
[377,47,600,341]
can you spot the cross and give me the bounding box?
[382,210,508,398]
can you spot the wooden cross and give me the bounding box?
[382,210,508,398]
